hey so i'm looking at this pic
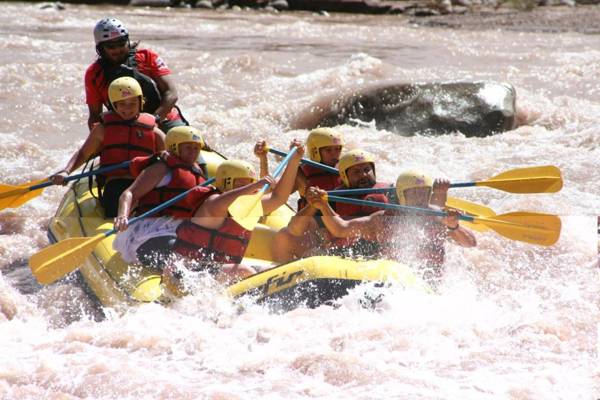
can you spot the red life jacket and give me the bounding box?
[297,164,342,210]
[99,111,157,177]
[130,153,208,218]
[330,182,391,218]
[328,182,391,250]
[174,217,252,264]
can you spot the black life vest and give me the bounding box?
[96,49,162,114]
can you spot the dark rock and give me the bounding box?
[229,0,269,7]
[287,0,393,14]
[129,0,173,6]
[195,0,214,7]
[292,81,517,137]
[406,6,441,16]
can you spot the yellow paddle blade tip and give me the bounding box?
[28,234,106,285]
[475,213,561,247]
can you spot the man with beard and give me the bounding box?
[272,149,392,261]
[85,17,185,132]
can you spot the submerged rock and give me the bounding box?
[293,81,517,137]
[39,2,66,10]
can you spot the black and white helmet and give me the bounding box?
[93,17,129,45]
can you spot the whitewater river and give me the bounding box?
[0,3,599,399]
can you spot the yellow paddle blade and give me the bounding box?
[446,197,495,232]
[29,233,106,285]
[473,212,561,246]
[0,179,48,210]
[228,192,265,231]
[479,166,562,193]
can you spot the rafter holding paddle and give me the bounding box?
[271,147,562,195]
[0,161,132,211]
[29,177,216,285]
[268,147,558,231]
[326,194,561,246]
[228,147,299,231]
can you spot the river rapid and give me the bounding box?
[0,3,599,399]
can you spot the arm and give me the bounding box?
[153,75,178,120]
[306,187,381,240]
[195,176,275,220]
[295,169,308,198]
[49,124,105,185]
[441,209,477,248]
[114,162,169,231]
[430,178,449,208]
[87,103,103,132]
[154,127,166,152]
[253,140,269,178]
[262,140,305,215]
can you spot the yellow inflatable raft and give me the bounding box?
[47,150,428,309]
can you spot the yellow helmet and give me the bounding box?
[108,77,144,110]
[395,170,433,205]
[216,160,257,192]
[306,127,345,162]
[338,149,376,187]
[165,126,205,157]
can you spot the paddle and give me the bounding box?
[228,147,299,231]
[271,148,561,195]
[325,195,561,246]
[327,166,562,195]
[0,161,132,211]
[451,165,562,193]
[29,177,216,285]
[268,147,338,174]
[269,147,496,230]
[445,197,495,233]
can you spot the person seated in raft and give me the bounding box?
[112,126,208,267]
[253,127,345,207]
[271,148,391,262]
[305,170,477,288]
[170,140,305,284]
[50,77,166,218]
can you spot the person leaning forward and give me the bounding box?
[112,126,208,267]
[50,77,165,218]
[171,140,305,284]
